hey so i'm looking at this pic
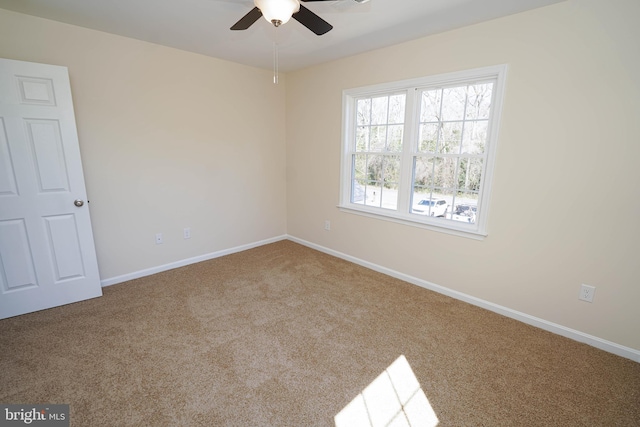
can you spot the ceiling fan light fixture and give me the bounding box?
[254,0,300,27]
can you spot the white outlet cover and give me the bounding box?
[579,284,595,302]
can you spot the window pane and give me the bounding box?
[440,122,463,154]
[353,154,366,180]
[441,86,467,121]
[418,123,439,153]
[461,121,488,154]
[357,98,371,125]
[388,94,406,124]
[466,83,493,120]
[437,192,454,218]
[411,193,431,215]
[356,126,369,151]
[387,125,403,152]
[351,180,366,204]
[383,156,401,184]
[364,182,383,208]
[370,126,386,151]
[380,183,398,210]
[366,154,384,182]
[371,96,389,125]
[432,157,457,190]
[457,158,483,192]
[451,193,478,224]
[413,156,434,190]
[421,90,441,122]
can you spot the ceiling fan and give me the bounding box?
[231,0,362,36]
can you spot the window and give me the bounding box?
[340,65,507,238]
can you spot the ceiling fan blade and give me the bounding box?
[230,7,263,30]
[293,4,333,35]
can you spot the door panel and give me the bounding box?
[0,118,18,195]
[43,214,85,282]
[0,219,38,291]
[26,119,70,192]
[0,58,102,319]
[16,76,56,106]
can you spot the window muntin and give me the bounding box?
[340,66,506,238]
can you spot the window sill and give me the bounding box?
[337,204,487,241]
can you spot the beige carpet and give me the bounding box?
[1,240,638,426]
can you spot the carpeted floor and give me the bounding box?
[1,240,639,426]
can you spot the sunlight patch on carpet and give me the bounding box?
[334,355,438,427]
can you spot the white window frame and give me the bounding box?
[339,65,507,240]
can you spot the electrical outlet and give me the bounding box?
[324,220,331,231]
[183,227,191,239]
[155,233,163,244]
[579,284,595,303]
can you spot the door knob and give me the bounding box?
[74,199,84,207]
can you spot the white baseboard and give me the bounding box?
[287,235,640,363]
[100,235,288,287]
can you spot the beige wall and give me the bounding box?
[286,0,640,351]
[0,8,287,280]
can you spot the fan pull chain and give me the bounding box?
[273,41,279,84]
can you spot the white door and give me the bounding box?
[0,58,102,319]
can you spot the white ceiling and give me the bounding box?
[0,0,564,72]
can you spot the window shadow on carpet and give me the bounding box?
[335,355,439,427]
